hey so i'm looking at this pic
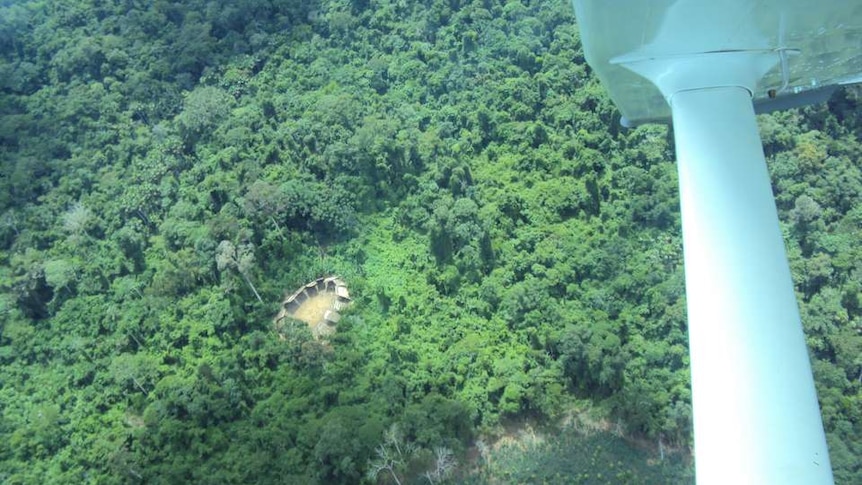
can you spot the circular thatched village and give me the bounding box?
[274,276,351,339]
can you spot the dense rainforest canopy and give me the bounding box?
[0,1,859,483]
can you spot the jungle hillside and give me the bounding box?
[0,1,860,483]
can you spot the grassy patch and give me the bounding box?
[468,427,693,485]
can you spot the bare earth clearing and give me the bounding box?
[292,292,338,327]
[274,276,351,339]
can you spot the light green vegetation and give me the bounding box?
[0,1,859,484]
[466,423,693,484]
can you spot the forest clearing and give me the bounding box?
[0,1,859,483]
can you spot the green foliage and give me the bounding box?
[0,1,859,484]
[177,86,235,145]
[468,427,693,485]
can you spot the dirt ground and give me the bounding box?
[291,292,338,326]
